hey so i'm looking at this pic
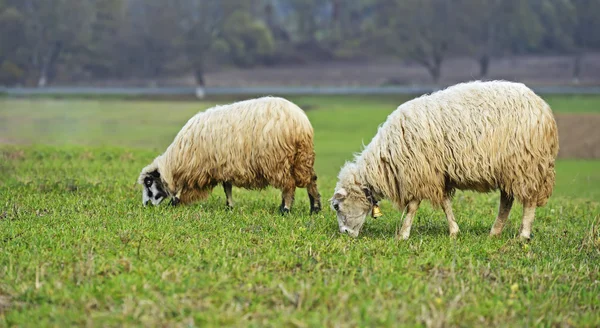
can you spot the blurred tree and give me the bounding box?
[286,0,333,60]
[325,0,377,58]
[175,0,231,86]
[460,0,543,77]
[372,0,461,83]
[176,0,275,86]
[264,1,291,44]
[220,11,275,67]
[528,0,600,81]
[1,0,597,85]
[17,0,94,86]
[0,2,26,85]
[533,0,577,53]
[267,0,378,62]
[288,0,320,44]
[84,0,126,78]
[570,0,600,81]
[123,0,180,79]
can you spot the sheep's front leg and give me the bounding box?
[397,200,420,240]
[307,175,321,214]
[441,197,460,237]
[223,182,233,209]
[280,186,295,214]
[490,190,514,236]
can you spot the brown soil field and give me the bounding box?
[76,54,600,87]
[556,114,600,159]
[203,54,600,87]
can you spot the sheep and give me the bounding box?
[138,96,322,214]
[330,81,559,239]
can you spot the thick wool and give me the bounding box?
[139,96,317,205]
[337,81,559,210]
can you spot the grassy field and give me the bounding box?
[1,96,599,327]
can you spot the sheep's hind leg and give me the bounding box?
[280,186,296,215]
[223,182,233,209]
[397,200,420,240]
[307,175,321,214]
[441,197,460,238]
[490,190,514,236]
[519,200,536,240]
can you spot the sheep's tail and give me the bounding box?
[292,133,317,188]
[536,106,559,207]
[536,161,556,207]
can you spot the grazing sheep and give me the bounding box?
[330,81,558,239]
[139,96,322,214]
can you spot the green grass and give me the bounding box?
[543,94,600,114]
[1,96,599,327]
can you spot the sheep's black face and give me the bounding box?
[141,170,168,206]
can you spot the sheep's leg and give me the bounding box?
[441,197,460,237]
[519,200,536,240]
[397,200,420,240]
[307,176,321,214]
[223,182,233,209]
[490,190,514,236]
[280,186,295,215]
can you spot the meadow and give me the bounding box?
[1,95,599,327]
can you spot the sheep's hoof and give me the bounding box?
[519,234,532,242]
[279,205,290,215]
[310,205,321,215]
[518,227,534,241]
[396,232,410,240]
[225,204,234,211]
[489,230,502,237]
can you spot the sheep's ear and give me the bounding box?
[333,188,347,200]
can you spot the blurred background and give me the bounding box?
[1,0,600,89]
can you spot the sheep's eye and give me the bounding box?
[144,178,153,187]
[333,204,339,211]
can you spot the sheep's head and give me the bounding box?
[330,187,373,237]
[138,164,174,206]
[331,163,379,237]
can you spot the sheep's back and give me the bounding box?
[366,81,558,204]
[169,97,313,189]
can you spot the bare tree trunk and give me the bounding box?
[479,19,496,79]
[37,41,62,87]
[479,53,490,78]
[413,53,443,83]
[194,66,206,99]
[428,64,441,83]
[572,53,583,84]
[429,54,443,83]
[194,67,205,87]
[37,64,48,87]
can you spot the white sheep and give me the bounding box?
[139,96,322,214]
[330,81,559,239]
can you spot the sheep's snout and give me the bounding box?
[339,225,359,237]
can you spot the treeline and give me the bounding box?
[1,0,599,86]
